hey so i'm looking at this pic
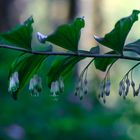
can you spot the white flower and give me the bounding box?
[8,72,19,93]
[50,81,59,96]
[37,32,47,43]
[29,75,42,96]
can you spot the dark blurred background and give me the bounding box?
[0,0,140,140]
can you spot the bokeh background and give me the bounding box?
[0,0,140,140]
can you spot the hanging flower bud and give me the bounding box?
[119,80,124,96]
[103,94,106,104]
[126,78,130,86]
[37,32,47,43]
[83,78,88,95]
[79,87,84,100]
[125,86,129,97]
[122,81,126,99]
[105,79,111,96]
[99,82,105,98]
[74,86,79,96]
[125,77,130,96]
[74,68,89,100]
[83,85,88,95]
[133,84,140,96]
[131,81,136,96]
[8,72,19,93]
[29,75,42,96]
[74,78,82,96]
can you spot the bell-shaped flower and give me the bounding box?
[29,75,42,96]
[8,72,19,93]
[50,81,59,96]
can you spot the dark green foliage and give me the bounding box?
[47,56,84,87]
[0,17,33,50]
[0,10,139,99]
[9,53,47,99]
[90,46,100,54]
[44,17,85,52]
[94,51,118,72]
[94,10,140,54]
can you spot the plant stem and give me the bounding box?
[123,62,140,79]
[0,45,140,61]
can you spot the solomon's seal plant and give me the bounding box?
[0,10,140,103]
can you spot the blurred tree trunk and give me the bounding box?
[0,0,14,31]
[68,0,78,21]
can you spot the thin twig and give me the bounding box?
[0,45,140,61]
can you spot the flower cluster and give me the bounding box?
[119,75,140,99]
[29,75,42,96]
[50,77,64,97]
[98,79,111,103]
[74,69,88,100]
[8,72,19,93]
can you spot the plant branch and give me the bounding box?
[0,45,140,61]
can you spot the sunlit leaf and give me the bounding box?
[0,17,34,50]
[94,10,140,53]
[9,53,47,99]
[39,17,85,52]
[94,51,118,72]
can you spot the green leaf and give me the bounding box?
[0,16,34,50]
[42,17,85,52]
[94,51,118,72]
[9,53,47,99]
[94,10,140,53]
[47,56,84,87]
[68,46,100,56]
[124,39,140,55]
[90,46,100,54]
[33,44,53,52]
